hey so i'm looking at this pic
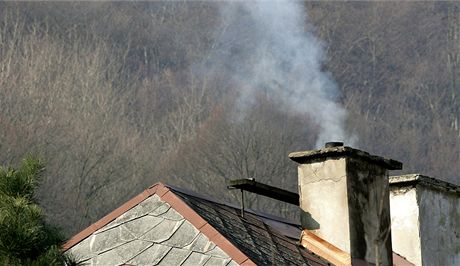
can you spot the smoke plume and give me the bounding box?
[206,1,353,148]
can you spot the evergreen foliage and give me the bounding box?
[0,156,70,265]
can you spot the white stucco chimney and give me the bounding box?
[389,174,460,266]
[289,143,402,265]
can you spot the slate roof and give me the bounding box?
[64,183,330,265]
[65,193,239,265]
[170,187,330,266]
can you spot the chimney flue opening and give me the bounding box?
[325,142,344,148]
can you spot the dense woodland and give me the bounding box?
[0,2,459,237]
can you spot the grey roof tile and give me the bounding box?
[183,233,216,253]
[137,194,168,215]
[157,247,191,266]
[203,256,232,266]
[65,235,96,261]
[140,219,184,242]
[92,225,136,253]
[205,245,230,258]
[128,243,172,265]
[162,207,184,221]
[150,203,171,216]
[161,220,200,248]
[116,239,153,262]
[91,239,152,265]
[180,252,211,266]
[93,247,125,265]
[99,195,167,233]
[122,215,165,238]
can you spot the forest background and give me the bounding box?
[0,2,459,237]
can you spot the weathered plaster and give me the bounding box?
[294,151,394,265]
[390,176,460,266]
[66,194,236,265]
[390,188,422,265]
[298,158,350,252]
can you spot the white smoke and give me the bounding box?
[208,1,353,148]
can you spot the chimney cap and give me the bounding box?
[390,174,460,195]
[289,146,402,170]
[325,142,344,148]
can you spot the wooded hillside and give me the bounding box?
[0,2,458,236]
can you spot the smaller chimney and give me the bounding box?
[389,174,460,266]
[289,143,402,265]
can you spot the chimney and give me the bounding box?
[389,174,460,266]
[289,143,402,265]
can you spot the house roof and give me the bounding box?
[63,183,330,265]
[64,182,414,265]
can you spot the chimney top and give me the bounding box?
[390,174,460,195]
[289,145,402,170]
[325,142,344,148]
